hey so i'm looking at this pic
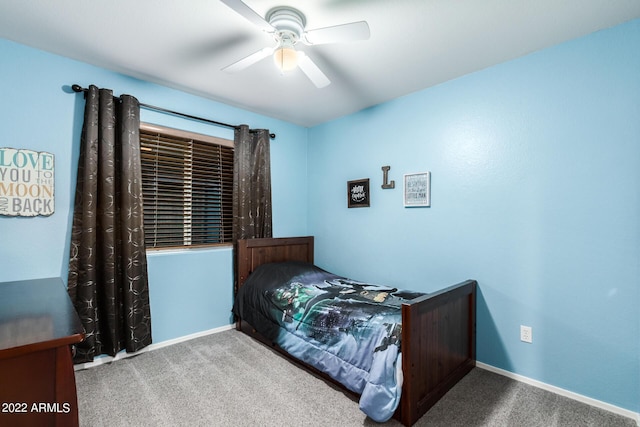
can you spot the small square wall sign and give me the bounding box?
[403,172,430,207]
[0,147,55,217]
[347,178,370,208]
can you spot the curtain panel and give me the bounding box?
[232,125,273,295]
[68,85,152,363]
[232,125,273,241]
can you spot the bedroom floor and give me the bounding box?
[74,330,636,427]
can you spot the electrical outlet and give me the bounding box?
[520,325,532,343]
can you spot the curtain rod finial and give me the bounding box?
[71,84,85,93]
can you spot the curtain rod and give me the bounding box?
[71,84,275,139]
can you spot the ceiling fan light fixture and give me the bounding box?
[273,38,298,72]
[221,2,368,87]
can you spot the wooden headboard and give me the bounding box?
[236,236,314,291]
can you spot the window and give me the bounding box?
[140,123,234,249]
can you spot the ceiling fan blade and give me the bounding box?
[297,53,330,88]
[303,21,370,45]
[222,47,274,73]
[220,0,274,32]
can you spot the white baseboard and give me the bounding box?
[476,362,640,426]
[74,324,235,371]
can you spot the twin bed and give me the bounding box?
[233,236,476,426]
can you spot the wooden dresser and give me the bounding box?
[0,278,84,427]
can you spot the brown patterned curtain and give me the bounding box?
[68,85,152,363]
[232,125,272,295]
[233,125,273,241]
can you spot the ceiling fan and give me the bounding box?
[220,0,370,88]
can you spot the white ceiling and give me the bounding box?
[1,0,639,127]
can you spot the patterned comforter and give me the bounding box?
[232,261,424,422]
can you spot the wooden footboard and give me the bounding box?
[235,237,476,426]
[399,280,476,426]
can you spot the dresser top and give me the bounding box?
[0,277,84,356]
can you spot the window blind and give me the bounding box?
[140,124,234,249]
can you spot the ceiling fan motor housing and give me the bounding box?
[267,7,306,44]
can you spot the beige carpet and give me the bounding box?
[74,329,636,427]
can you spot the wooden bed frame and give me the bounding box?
[236,236,476,426]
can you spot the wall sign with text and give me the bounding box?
[0,148,55,217]
[403,172,431,207]
[347,178,370,208]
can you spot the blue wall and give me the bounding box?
[308,20,639,412]
[1,18,639,416]
[0,38,309,343]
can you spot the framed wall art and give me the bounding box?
[0,147,55,217]
[347,178,370,208]
[404,172,430,207]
